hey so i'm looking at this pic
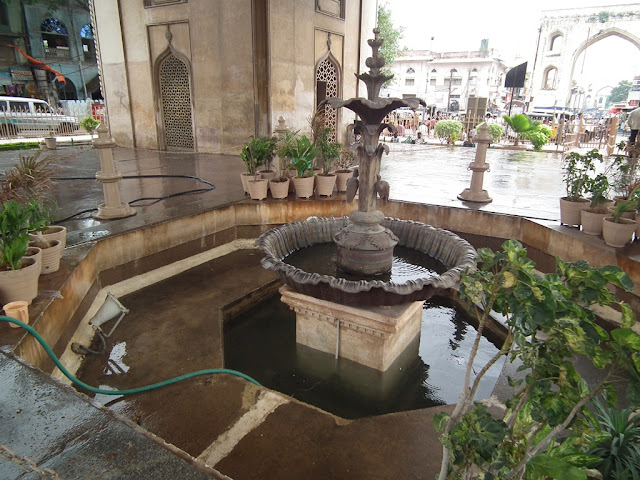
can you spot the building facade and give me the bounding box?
[383,48,508,114]
[90,0,376,153]
[0,2,99,104]
[528,4,640,112]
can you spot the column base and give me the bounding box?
[280,285,423,371]
[94,203,137,220]
[458,189,492,203]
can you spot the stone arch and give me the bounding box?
[154,43,195,151]
[566,26,640,105]
[315,50,341,142]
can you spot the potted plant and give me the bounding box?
[27,201,64,274]
[608,153,639,203]
[334,147,356,192]
[580,173,612,235]
[560,148,601,227]
[240,136,276,200]
[314,126,341,196]
[289,135,317,198]
[0,199,46,304]
[80,115,100,136]
[270,130,298,199]
[603,183,639,247]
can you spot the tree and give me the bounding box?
[376,1,406,84]
[609,80,632,104]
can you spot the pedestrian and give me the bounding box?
[627,106,640,144]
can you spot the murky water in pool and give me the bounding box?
[224,295,506,419]
[284,243,446,282]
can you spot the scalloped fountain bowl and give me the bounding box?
[256,217,477,306]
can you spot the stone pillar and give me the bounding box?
[93,123,136,219]
[458,122,492,203]
[606,117,619,156]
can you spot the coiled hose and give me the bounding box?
[0,316,261,394]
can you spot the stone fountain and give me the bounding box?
[256,29,477,371]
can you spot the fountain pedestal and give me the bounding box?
[280,286,423,371]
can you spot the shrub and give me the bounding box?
[487,123,504,143]
[80,116,100,134]
[434,120,463,145]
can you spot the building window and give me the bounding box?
[316,56,340,141]
[80,23,95,61]
[453,78,462,86]
[144,0,187,7]
[405,78,414,86]
[406,67,415,74]
[315,0,345,19]
[543,67,558,89]
[41,18,70,59]
[549,33,563,52]
[430,78,436,86]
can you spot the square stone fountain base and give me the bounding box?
[279,286,424,371]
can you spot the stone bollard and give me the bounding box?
[93,123,136,219]
[457,122,492,203]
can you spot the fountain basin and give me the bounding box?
[256,216,477,306]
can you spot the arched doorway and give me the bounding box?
[315,53,340,142]
[156,52,194,150]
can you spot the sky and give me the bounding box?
[386,0,639,95]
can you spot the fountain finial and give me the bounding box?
[356,28,393,101]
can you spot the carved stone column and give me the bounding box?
[458,122,492,204]
[93,124,136,219]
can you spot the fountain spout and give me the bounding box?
[326,28,425,275]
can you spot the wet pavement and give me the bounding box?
[0,141,636,479]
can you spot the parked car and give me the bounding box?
[0,96,80,136]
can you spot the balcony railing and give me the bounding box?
[44,47,71,59]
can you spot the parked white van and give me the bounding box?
[0,96,79,136]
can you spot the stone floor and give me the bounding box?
[0,142,638,479]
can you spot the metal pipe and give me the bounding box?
[335,319,341,359]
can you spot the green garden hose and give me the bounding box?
[0,315,261,394]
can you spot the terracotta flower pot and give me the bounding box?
[240,173,253,194]
[581,209,608,236]
[259,170,277,181]
[247,178,269,200]
[30,225,67,250]
[559,197,589,227]
[603,217,636,248]
[39,239,63,274]
[335,170,353,192]
[3,300,29,328]
[0,257,39,305]
[269,178,290,199]
[25,245,43,275]
[315,174,337,196]
[292,176,315,199]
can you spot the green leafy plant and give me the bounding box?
[588,398,640,480]
[275,130,299,179]
[289,135,317,178]
[562,148,602,201]
[608,153,638,199]
[434,239,640,480]
[487,123,504,144]
[502,114,541,146]
[434,120,463,145]
[585,173,611,212]
[0,151,56,205]
[240,136,277,178]
[79,115,100,134]
[334,147,356,172]
[0,199,48,270]
[316,128,341,175]
[612,183,640,223]
[521,125,552,151]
